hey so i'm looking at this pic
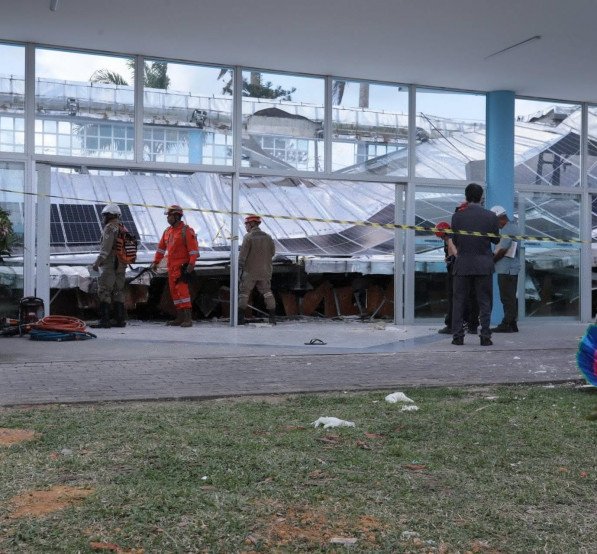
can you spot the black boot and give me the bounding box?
[90,302,111,328]
[113,302,127,328]
[268,309,277,325]
[237,308,245,326]
[179,308,193,328]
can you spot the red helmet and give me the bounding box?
[434,221,451,238]
[244,214,261,225]
[164,204,183,216]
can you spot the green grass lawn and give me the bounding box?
[0,385,595,553]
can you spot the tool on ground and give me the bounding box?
[18,297,45,336]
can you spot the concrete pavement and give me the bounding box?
[0,318,588,406]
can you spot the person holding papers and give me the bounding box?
[490,205,521,333]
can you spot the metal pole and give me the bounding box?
[23,43,36,297]
[579,103,592,322]
[35,163,51,312]
[230,66,243,326]
[393,184,404,324]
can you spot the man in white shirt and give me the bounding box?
[490,205,521,333]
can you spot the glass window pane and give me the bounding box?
[0,161,25,316]
[332,80,408,176]
[241,71,324,172]
[415,188,465,319]
[0,43,25,153]
[587,107,597,188]
[515,99,581,187]
[35,48,134,159]
[415,89,486,180]
[143,60,233,165]
[516,191,580,317]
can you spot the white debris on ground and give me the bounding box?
[385,391,414,403]
[330,537,358,546]
[401,405,419,412]
[312,417,356,428]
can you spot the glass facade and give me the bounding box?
[143,61,233,165]
[332,80,408,176]
[35,49,135,159]
[241,71,324,171]
[0,161,24,316]
[0,38,592,323]
[414,188,464,319]
[415,89,486,180]
[516,191,580,317]
[515,99,581,187]
[0,43,25,154]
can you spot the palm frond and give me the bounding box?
[90,69,129,86]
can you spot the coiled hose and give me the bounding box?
[30,316,96,341]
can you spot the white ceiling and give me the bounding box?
[2,0,596,103]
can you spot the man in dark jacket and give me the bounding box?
[450,184,500,346]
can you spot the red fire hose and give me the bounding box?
[30,316,88,333]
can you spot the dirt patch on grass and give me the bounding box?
[0,428,39,446]
[248,504,385,549]
[8,485,94,518]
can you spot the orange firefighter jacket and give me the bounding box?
[153,222,199,268]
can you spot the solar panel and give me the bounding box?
[50,204,65,246]
[60,204,102,245]
[48,203,142,248]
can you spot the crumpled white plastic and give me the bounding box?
[401,405,419,412]
[385,392,414,404]
[312,417,356,429]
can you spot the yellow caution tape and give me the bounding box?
[0,187,585,244]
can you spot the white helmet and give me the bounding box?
[101,204,121,217]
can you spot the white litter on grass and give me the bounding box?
[513,356,521,360]
[401,405,419,412]
[201,476,208,480]
[385,392,414,404]
[330,537,358,546]
[484,396,499,401]
[312,417,355,429]
[401,531,420,540]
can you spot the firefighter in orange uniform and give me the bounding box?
[150,205,199,327]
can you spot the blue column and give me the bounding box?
[485,91,515,325]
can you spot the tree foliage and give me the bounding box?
[0,207,14,256]
[89,69,129,86]
[219,70,296,100]
[90,61,170,90]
